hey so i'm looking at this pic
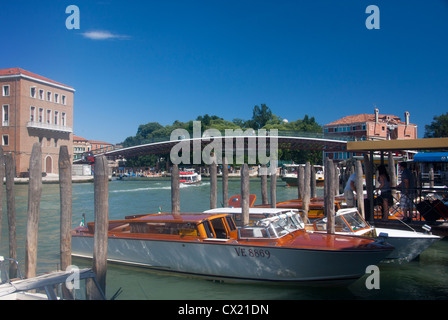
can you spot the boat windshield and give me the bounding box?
[238,211,304,239]
[314,209,369,232]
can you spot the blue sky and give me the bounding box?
[1,0,447,143]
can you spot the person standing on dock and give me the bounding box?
[377,165,392,220]
[398,162,415,223]
[344,172,357,207]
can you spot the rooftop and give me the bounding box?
[0,67,74,92]
[325,113,416,127]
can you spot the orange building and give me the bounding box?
[323,108,417,160]
[0,68,74,176]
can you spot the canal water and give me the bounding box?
[1,178,447,300]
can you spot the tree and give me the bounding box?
[250,104,273,130]
[424,112,448,138]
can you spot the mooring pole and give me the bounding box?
[171,164,180,214]
[222,156,229,207]
[5,153,17,279]
[210,161,217,209]
[0,148,4,245]
[241,163,250,226]
[59,146,72,272]
[25,143,42,279]
[325,158,335,234]
[260,164,269,205]
[87,155,109,300]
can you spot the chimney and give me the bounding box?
[405,111,410,126]
[374,108,379,123]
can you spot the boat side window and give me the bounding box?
[202,221,215,238]
[225,216,236,231]
[210,218,228,239]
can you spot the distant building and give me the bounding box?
[323,108,417,160]
[73,135,91,160]
[89,140,114,152]
[0,68,74,176]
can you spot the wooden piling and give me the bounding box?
[171,164,180,214]
[222,156,229,207]
[297,166,304,200]
[310,166,316,198]
[388,152,396,199]
[363,153,374,222]
[270,169,277,208]
[25,143,42,279]
[88,155,109,300]
[241,163,250,226]
[210,162,217,209]
[325,158,335,234]
[302,162,311,221]
[260,164,269,205]
[59,146,72,271]
[355,160,365,218]
[0,148,4,243]
[5,153,17,279]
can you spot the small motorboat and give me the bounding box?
[71,211,393,284]
[179,169,201,185]
[311,208,441,263]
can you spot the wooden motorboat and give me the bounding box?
[311,208,441,263]
[254,197,342,220]
[72,211,393,284]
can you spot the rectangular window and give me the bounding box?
[2,135,9,146]
[46,110,52,124]
[30,87,36,98]
[38,108,43,122]
[2,85,10,96]
[30,106,36,121]
[54,93,59,104]
[54,111,59,125]
[2,105,9,126]
[47,91,52,101]
[61,112,66,126]
[61,95,66,105]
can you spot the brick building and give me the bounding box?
[0,68,74,176]
[323,108,417,160]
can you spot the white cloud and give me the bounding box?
[81,30,130,40]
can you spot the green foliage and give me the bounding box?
[424,112,448,138]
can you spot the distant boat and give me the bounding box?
[71,211,393,284]
[179,169,201,185]
[281,164,324,187]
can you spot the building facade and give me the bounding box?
[323,108,417,160]
[0,68,74,176]
[73,135,91,160]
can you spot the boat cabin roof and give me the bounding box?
[204,207,300,215]
[130,212,230,224]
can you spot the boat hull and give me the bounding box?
[375,228,440,263]
[72,235,390,283]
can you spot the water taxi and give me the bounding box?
[179,169,201,185]
[254,197,342,220]
[72,211,393,284]
[311,208,441,263]
[281,164,325,187]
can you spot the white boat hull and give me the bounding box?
[72,236,389,283]
[375,228,440,263]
